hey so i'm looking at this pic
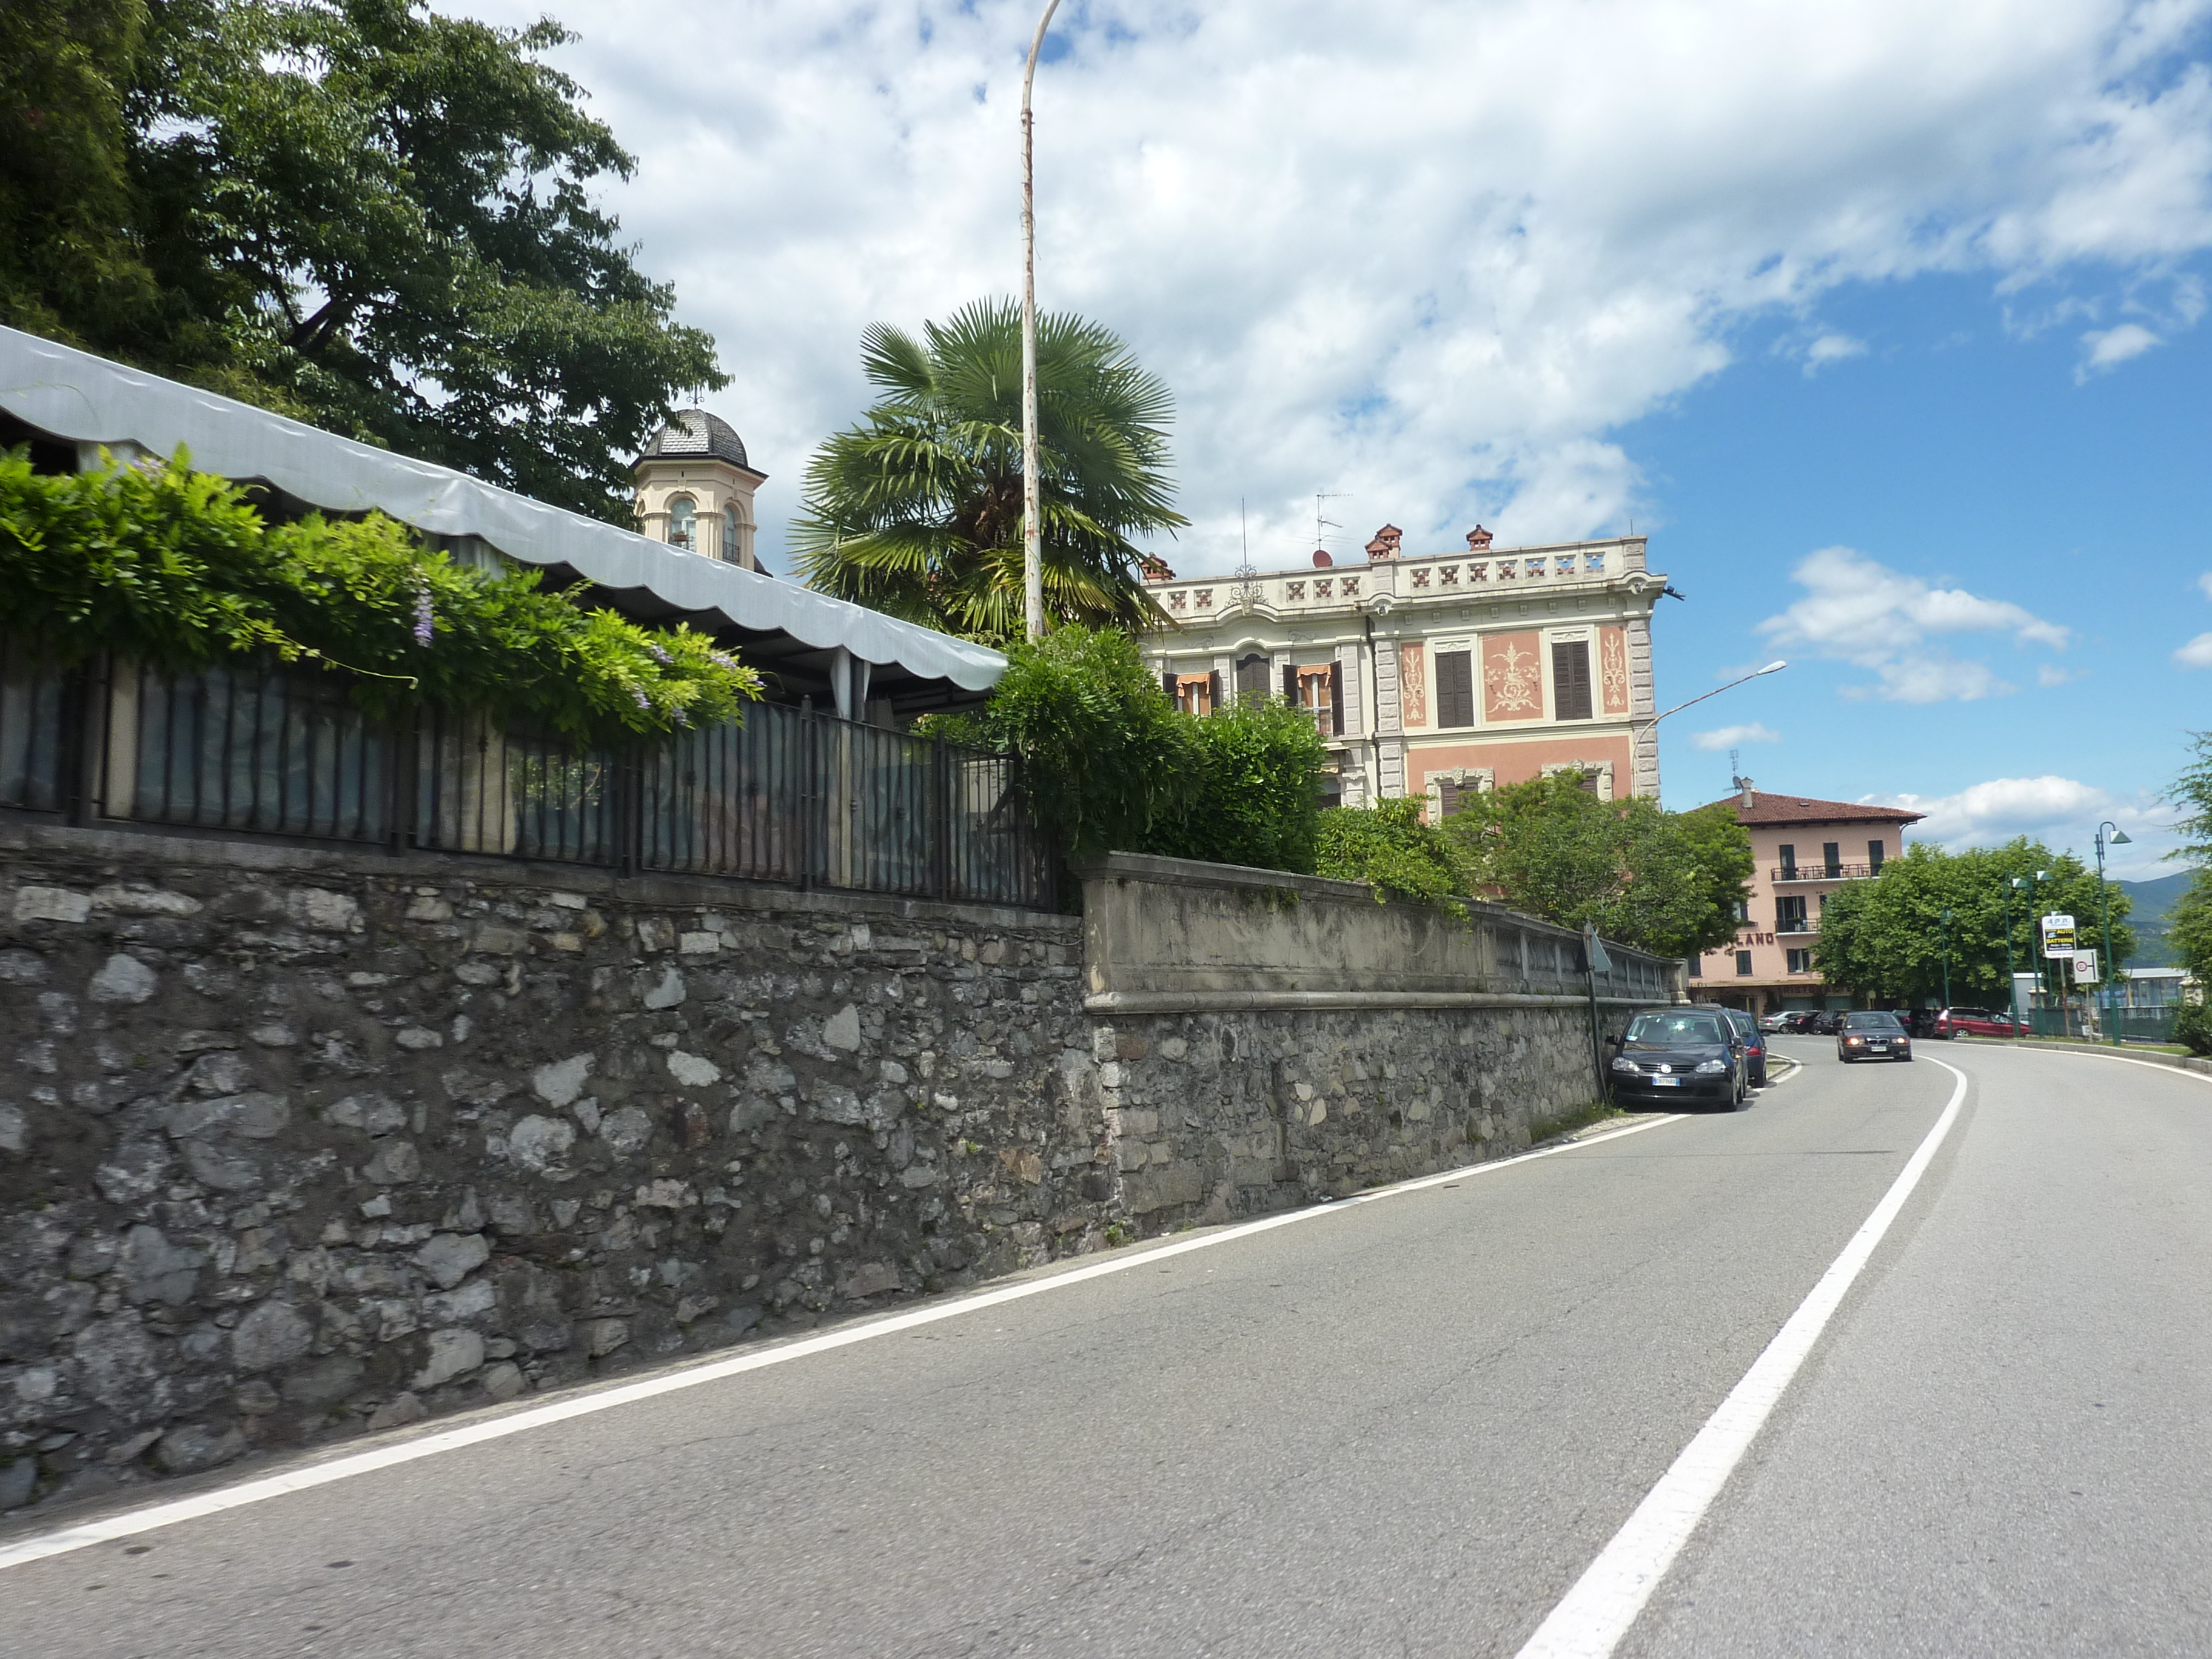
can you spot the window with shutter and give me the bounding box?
[1433,650,1475,728]
[1327,661,1344,736]
[1162,669,1177,700]
[1552,640,1594,720]
[1208,670,1224,713]
[1437,781,1467,818]
[1235,654,1270,705]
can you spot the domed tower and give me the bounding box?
[634,409,768,572]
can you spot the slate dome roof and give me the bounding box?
[640,408,750,469]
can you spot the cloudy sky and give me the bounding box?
[465,0,2212,876]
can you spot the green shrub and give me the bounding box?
[1315,797,1470,911]
[964,624,1196,860]
[0,448,759,742]
[1148,696,1327,873]
[2174,999,2212,1057]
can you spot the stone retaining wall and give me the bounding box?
[0,824,1092,1513]
[0,828,1669,1513]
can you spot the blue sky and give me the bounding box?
[453,1,2212,873]
[1632,269,2210,870]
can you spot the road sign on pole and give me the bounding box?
[2041,913,2076,956]
[2070,950,2099,984]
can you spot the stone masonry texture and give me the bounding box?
[0,824,1636,1512]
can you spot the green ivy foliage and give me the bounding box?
[1147,699,1329,874]
[0,448,760,742]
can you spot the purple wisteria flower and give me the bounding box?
[648,643,672,665]
[672,706,689,727]
[710,652,736,671]
[632,689,650,711]
[411,580,435,646]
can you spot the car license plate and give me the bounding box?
[1654,1076,1681,1087]
[1868,1042,1888,1051]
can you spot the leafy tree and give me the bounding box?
[2162,732,2212,983]
[789,300,1187,644]
[1315,797,1470,911]
[1439,776,1751,957]
[1815,839,2133,1004]
[2,0,721,523]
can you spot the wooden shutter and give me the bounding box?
[1207,670,1223,714]
[1438,780,1466,818]
[1434,651,1474,728]
[1327,662,1344,736]
[1282,664,1299,703]
[1236,654,1270,705]
[1162,669,1177,700]
[1552,641,1593,721]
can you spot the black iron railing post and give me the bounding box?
[799,696,818,891]
[932,731,950,900]
[59,658,96,827]
[390,711,420,851]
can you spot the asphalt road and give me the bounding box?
[3,1037,2208,1657]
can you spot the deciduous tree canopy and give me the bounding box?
[1815,840,2132,1004]
[1440,775,1753,959]
[1,0,722,523]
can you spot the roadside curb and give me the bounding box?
[1964,1038,2212,1079]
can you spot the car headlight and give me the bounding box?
[1845,1036,1865,1045]
[1610,1056,1640,1073]
[1694,1059,1728,1074]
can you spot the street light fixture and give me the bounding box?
[1634,660,1788,731]
[2005,876,2029,1031]
[1019,0,1065,644]
[2095,822,2131,1048]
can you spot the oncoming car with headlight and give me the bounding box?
[1837,1010,1912,1062]
[1609,1008,1748,1110]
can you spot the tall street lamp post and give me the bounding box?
[1019,0,1064,644]
[1940,908,1954,1013]
[2094,822,2131,1048]
[2005,876,2028,1031]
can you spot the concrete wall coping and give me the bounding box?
[1085,990,1667,1014]
[0,819,1081,936]
[1977,1036,2212,1078]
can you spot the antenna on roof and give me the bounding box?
[1729,748,1743,789]
[1315,490,1349,552]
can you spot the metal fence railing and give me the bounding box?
[0,646,1057,911]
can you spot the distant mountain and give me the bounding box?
[2117,871,2194,968]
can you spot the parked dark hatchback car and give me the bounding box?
[1697,1005,1768,1087]
[1837,1010,1913,1062]
[1610,1008,1748,1110]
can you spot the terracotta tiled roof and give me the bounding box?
[1703,789,1925,826]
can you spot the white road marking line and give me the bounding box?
[0,1112,1687,1571]
[1513,1059,1969,1659]
[1992,1046,2212,1085]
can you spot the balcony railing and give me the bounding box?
[1775,920,1817,934]
[1,646,1059,910]
[1771,862,1877,883]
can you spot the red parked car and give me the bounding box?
[1932,1007,2026,1039]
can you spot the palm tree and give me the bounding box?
[789,299,1186,643]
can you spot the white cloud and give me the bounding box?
[1758,546,2068,703]
[1871,776,2178,873]
[2198,572,2212,600]
[1691,722,1781,751]
[2176,632,2212,667]
[435,0,2212,574]
[2036,663,2086,686]
[1804,333,1868,374]
[2077,321,2163,377]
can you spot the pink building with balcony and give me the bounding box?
[1687,784,1924,1016]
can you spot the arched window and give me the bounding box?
[722,504,742,564]
[667,495,696,552]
